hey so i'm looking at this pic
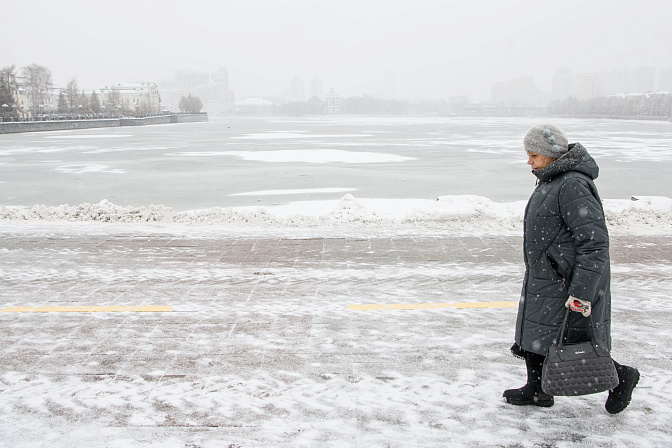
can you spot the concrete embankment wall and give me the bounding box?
[0,119,120,134]
[0,114,208,134]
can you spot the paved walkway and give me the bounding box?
[1,230,671,447]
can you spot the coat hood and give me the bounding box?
[533,142,599,182]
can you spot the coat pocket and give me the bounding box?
[546,252,568,292]
[527,258,567,297]
[546,246,573,286]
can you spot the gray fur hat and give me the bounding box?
[524,124,569,158]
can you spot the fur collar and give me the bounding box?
[533,142,589,182]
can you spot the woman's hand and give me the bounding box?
[565,296,592,317]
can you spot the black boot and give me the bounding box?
[504,351,554,407]
[605,361,640,414]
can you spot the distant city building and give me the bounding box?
[16,88,29,118]
[552,68,573,101]
[6,87,30,118]
[289,76,304,101]
[309,77,323,99]
[173,70,210,90]
[159,67,234,114]
[603,66,655,95]
[448,95,469,114]
[604,67,631,95]
[491,76,546,106]
[574,72,603,99]
[660,66,672,91]
[635,66,656,93]
[324,88,340,115]
[211,67,229,85]
[24,87,60,116]
[197,67,235,114]
[99,82,161,114]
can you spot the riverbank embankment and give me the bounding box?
[0,113,208,134]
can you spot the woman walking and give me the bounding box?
[504,124,639,414]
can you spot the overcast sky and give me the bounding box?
[2,0,671,101]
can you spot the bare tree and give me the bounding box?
[57,91,69,113]
[79,90,90,114]
[21,64,53,114]
[179,94,203,113]
[64,78,80,111]
[0,65,20,120]
[106,88,122,114]
[90,90,101,114]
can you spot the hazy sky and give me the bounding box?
[2,0,671,101]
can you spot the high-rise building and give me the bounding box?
[574,73,603,100]
[604,66,655,95]
[160,67,234,114]
[211,68,229,85]
[603,67,629,95]
[174,70,210,90]
[552,68,573,100]
[208,67,235,104]
[659,67,672,91]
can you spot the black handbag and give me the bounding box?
[541,308,619,396]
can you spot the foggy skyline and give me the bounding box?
[2,0,671,101]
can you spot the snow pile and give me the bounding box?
[1,195,671,233]
[0,200,174,223]
[605,196,672,229]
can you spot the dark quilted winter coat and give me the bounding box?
[515,142,611,356]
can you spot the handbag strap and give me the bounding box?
[556,307,601,349]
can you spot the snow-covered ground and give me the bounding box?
[1,193,670,236]
[1,197,671,447]
[2,117,672,446]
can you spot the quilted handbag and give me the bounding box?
[541,308,619,396]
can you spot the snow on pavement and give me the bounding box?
[1,197,671,447]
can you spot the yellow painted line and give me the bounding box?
[347,301,518,311]
[0,305,173,313]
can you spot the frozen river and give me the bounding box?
[1,116,671,211]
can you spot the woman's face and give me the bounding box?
[527,151,556,171]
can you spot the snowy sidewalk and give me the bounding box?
[1,228,671,447]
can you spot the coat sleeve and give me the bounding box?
[558,175,609,302]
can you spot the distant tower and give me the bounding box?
[325,88,340,115]
[309,77,323,99]
[289,76,304,101]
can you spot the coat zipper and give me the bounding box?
[546,252,567,290]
